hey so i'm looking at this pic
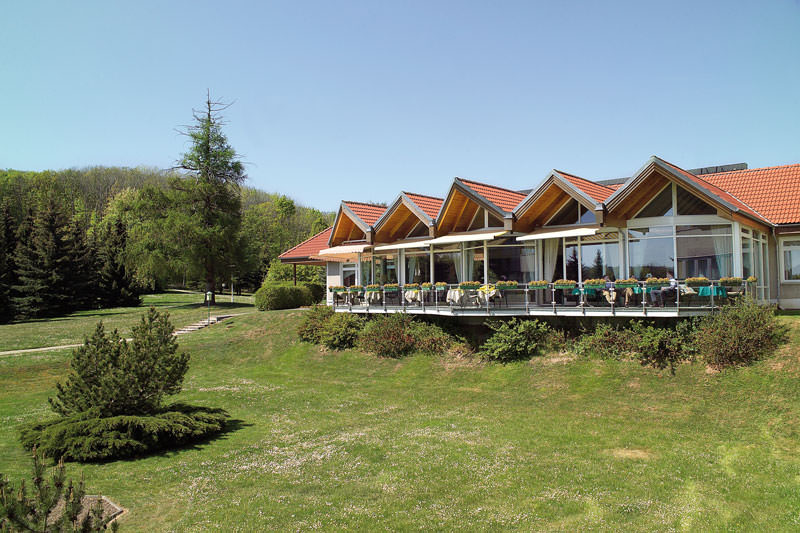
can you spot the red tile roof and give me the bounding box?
[278,227,332,259]
[343,201,387,226]
[556,170,616,203]
[459,178,527,212]
[700,164,800,225]
[658,159,768,223]
[404,192,443,220]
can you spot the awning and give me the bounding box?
[318,244,371,256]
[423,231,507,246]
[374,240,430,251]
[516,227,598,242]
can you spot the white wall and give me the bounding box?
[326,262,341,305]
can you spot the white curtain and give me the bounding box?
[544,238,560,282]
[712,235,733,278]
[406,255,417,283]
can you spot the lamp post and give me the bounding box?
[205,291,212,325]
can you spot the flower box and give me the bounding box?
[364,284,382,292]
[459,281,482,290]
[329,286,346,293]
[684,277,710,288]
[719,276,743,287]
[347,285,363,293]
[495,281,518,291]
[404,283,420,291]
[382,284,399,292]
[614,278,638,289]
[645,278,670,288]
[746,276,758,284]
[582,278,605,290]
[553,279,576,290]
[434,282,448,291]
[527,281,549,290]
[420,282,433,291]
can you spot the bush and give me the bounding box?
[255,283,313,310]
[573,323,633,360]
[20,404,228,462]
[297,304,335,343]
[302,282,325,304]
[407,320,454,354]
[695,299,786,370]
[627,321,689,372]
[358,314,416,357]
[319,313,364,350]
[480,319,552,362]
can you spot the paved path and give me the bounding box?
[0,314,243,357]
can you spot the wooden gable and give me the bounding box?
[329,205,370,247]
[373,197,434,243]
[514,176,601,233]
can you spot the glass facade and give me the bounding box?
[404,250,431,284]
[627,226,674,278]
[675,225,732,279]
[487,240,536,283]
[433,246,462,284]
[373,254,398,284]
[464,245,485,282]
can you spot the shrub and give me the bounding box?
[408,321,455,354]
[480,318,552,362]
[573,323,633,360]
[319,313,364,350]
[627,321,688,372]
[358,314,416,357]
[255,284,313,310]
[19,404,228,463]
[695,299,786,370]
[297,304,334,343]
[302,282,325,304]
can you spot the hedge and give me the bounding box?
[254,281,324,310]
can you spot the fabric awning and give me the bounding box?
[318,244,371,256]
[516,227,599,242]
[423,231,507,245]
[374,240,431,251]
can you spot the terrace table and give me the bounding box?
[404,290,422,303]
[446,289,467,306]
[697,285,727,298]
[365,291,382,304]
[476,286,497,305]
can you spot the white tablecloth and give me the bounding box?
[404,290,421,303]
[365,291,382,304]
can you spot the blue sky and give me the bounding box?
[2,1,799,211]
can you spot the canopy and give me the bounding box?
[374,240,431,251]
[318,244,371,256]
[516,227,599,242]
[423,231,507,245]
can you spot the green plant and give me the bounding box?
[480,319,552,362]
[0,449,119,532]
[358,314,416,357]
[301,282,325,304]
[255,284,312,310]
[573,323,633,360]
[695,299,787,370]
[746,275,758,284]
[407,321,454,354]
[627,321,689,373]
[319,313,364,350]
[297,304,335,344]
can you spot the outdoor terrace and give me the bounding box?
[330,279,754,318]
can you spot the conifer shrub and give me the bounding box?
[480,318,553,362]
[297,304,335,343]
[20,308,229,462]
[695,299,786,370]
[319,313,364,350]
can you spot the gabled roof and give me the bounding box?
[458,178,526,213]
[556,170,616,203]
[342,201,386,226]
[700,164,800,225]
[404,192,443,220]
[278,227,332,261]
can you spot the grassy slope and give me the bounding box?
[0,310,799,531]
[0,292,255,351]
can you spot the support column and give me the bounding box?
[732,221,742,277]
[483,240,489,285]
[293,264,297,286]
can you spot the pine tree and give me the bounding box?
[97,219,140,308]
[12,200,72,318]
[63,220,99,311]
[0,203,16,323]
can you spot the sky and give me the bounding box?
[2,1,799,211]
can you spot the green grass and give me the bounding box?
[1,309,799,530]
[0,291,255,352]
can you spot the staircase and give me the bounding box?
[173,315,234,336]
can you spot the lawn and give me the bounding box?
[1,309,799,530]
[0,291,255,352]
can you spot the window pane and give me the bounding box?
[434,251,462,284]
[628,226,673,239]
[373,255,397,284]
[565,243,579,281]
[783,242,800,280]
[676,236,733,279]
[579,205,595,224]
[468,208,484,231]
[487,245,536,283]
[342,263,357,286]
[465,248,484,282]
[629,237,673,278]
[635,185,673,218]
[404,251,430,284]
[580,242,620,280]
[360,255,372,285]
[676,224,731,236]
[676,185,716,215]
[742,237,752,278]
[488,212,504,227]
[407,221,428,238]
[549,199,579,226]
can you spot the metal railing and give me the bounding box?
[329,279,754,314]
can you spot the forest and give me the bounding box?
[0,165,332,323]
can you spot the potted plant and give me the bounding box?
[684,277,710,288]
[719,276,743,287]
[553,279,576,290]
[645,277,670,288]
[348,284,363,293]
[383,283,399,292]
[614,278,638,289]
[746,275,758,285]
[404,282,420,291]
[459,280,481,290]
[420,282,433,291]
[582,278,605,290]
[495,280,518,291]
[329,285,346,293]
[365,284,381,292]
[528,280,549,290]
[434,281,449,291]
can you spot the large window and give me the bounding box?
[465,245,485,282]
[373,254,397,284]
[433,245,462,284]
[564,232,621,281]
[675,225,732,279]
[548,199,595,226]
[635,183,716,218]
[627,226,674,278]
[342,263,357,286]
[404,250,431,284]
[782,240,800,281]
[487,239,536,283]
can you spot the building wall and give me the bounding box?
[326,262,341,305]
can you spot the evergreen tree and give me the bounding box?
[12,200,72,318]
[0,202,16,323]
[63,219,99,311]
[97,219,140,308]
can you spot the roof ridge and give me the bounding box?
[343,200,386,207]
[279,226,332,257]
[554,169,614,190]
[702,162,800,176]
[457,177,526,197]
